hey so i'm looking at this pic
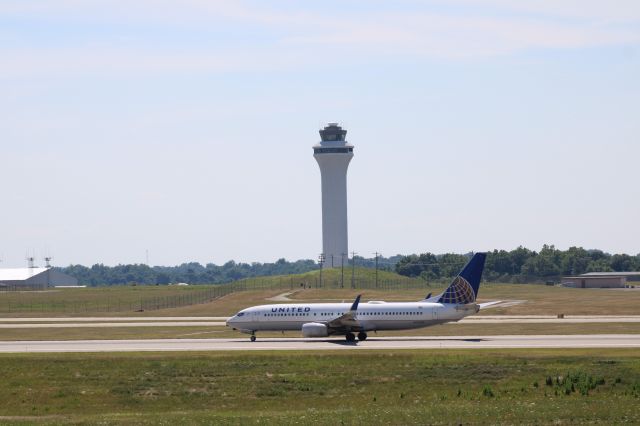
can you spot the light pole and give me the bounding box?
[318,254,325,288]
[341,253,346,288]
[351,251,357,289]
[374,252,379,288]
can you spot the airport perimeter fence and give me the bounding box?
[0,276,434,314]
[235,276,433,291]
[0,284,240,314]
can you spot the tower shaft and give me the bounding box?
[313,123,354,268]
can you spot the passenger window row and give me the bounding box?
[264,313,310,317]
[262,311,424,317]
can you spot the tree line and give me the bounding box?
[395,245,640,282]
[58,255,402,286]
[56,245,639,286]
[59,258,318,286]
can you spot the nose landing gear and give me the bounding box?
[250,332,256,342]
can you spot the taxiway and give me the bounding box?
[0,334,638,353]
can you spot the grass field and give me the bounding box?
[0,349,638,424]
[286,285,640,316]
[0,267,421,317]
[0,283,639,341]
[5,283,639,318]
[2,268,639,317]
[171,284,640,317]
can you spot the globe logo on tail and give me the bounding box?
[439,276,476,305]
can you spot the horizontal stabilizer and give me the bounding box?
[478,301,503,310]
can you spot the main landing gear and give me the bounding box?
[345,332,368,342]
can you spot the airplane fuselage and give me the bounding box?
[227,253,488,342]
[226,301,478,333]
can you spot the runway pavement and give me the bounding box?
[0,317,228,322]
[0,334,638,353]
[0,315,638,328]
[0,321,227,328]
[460,315,640,324]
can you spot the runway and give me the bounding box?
[0,334,638,353]
[0,322,227,328]
[0,317,228,322]
[460,315,640,324]
[0,315,638,328]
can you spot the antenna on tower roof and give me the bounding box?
[44,256,53,268]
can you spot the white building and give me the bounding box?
[0,268,78,290]
[561,272,640,288]
[313,123,354,268]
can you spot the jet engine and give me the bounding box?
[301,322,329,337]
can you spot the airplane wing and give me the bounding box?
[478,300,503,310]
[327,295,362,330]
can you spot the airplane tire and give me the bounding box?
[357,332,367,341]
[250,335,256,342]
[345,332,356,342]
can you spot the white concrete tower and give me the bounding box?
[313,123,354,268]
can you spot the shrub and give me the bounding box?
[482,385,494,398]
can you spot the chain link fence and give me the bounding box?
[0,275,435,314]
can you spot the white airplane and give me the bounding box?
[227,252,495,342]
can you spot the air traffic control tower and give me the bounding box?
[313,123,354,268]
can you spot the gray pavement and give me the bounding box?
[0,322,226,328]
[0,334,638,353]
[0,315,639,328]
[0,317,228,322]
[460,315,640,323]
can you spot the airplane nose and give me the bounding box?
[226,317,235,328]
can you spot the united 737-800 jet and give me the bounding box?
[226,252,495,342]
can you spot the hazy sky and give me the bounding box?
[1,1,639,267]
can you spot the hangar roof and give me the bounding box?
[0,268,49,281]
[580,272,640,277]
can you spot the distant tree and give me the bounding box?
[510,246,534,274]
[561,246,591,275]
[155,272,171,285]
[486,250,515,276]
[587,258,613,272]
[438,253,469,278]
[395,254,423,278]
[610,254,636,271]
[56,246,638,286]
[521,245,562,277]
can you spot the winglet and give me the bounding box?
[350,295,361,311]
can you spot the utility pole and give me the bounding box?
[374,252,379,288]
[318,254,325,288]
[340,253,346,288]
[351,251,356,289]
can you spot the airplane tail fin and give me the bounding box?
[437,252,486,305]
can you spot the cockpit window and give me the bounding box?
[237,312,245,317]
